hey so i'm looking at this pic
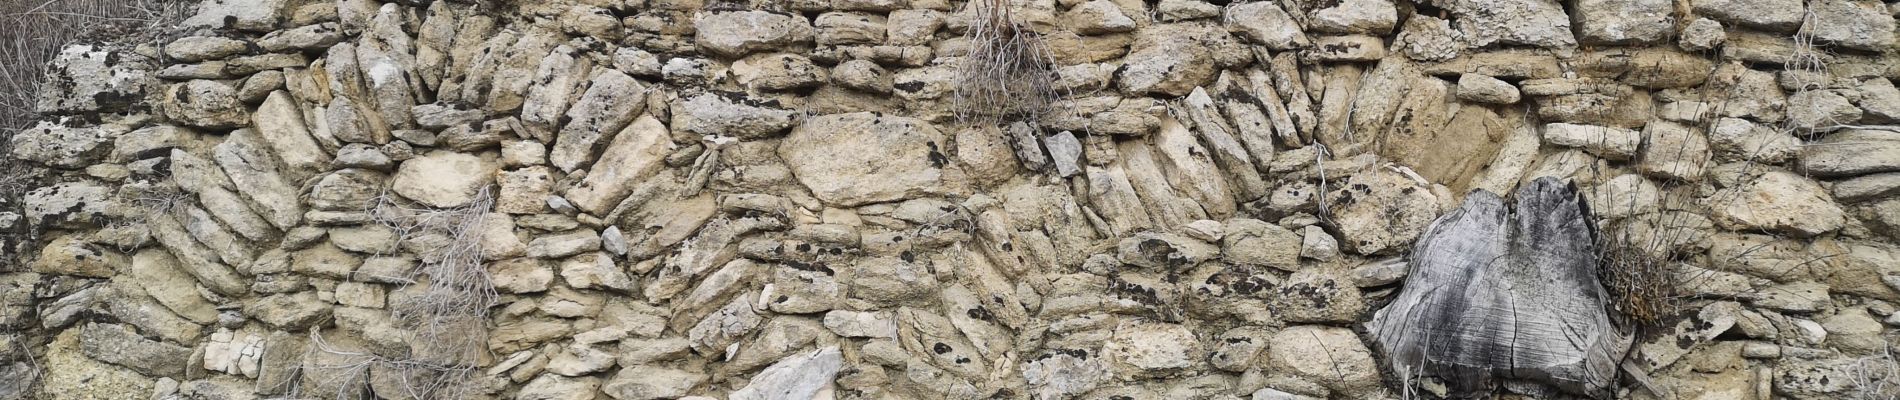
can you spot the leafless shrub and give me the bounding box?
[1596,235,1682,329]
[953,0,1060,126]
[297,187,499,400]
[1847,340,1900,400]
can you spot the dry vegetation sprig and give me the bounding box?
[1847,340,1900,400]
[1595,233,1681,329]
[297,187,500,400]
[953,0,1060,126]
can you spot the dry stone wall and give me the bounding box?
[3,0,1900,398]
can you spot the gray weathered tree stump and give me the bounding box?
[1368,177,1631,398]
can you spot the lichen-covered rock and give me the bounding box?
[11,121,113,169]
[1437,0,1576,48]
[1324,169,1439,255]
[671,93,798,139]
[35,44,153,115]
[779,112,952,206]
[695,11,815,58]
[182,0,288,31]
[162,80,249,129]
[1118,23,1238,96]
[1574,0,1672,44]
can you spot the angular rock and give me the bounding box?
[254,91,331,180]
[733,53,827,93]
[1225,2,1308,49]
[815,12,886,45]
[1456,73,1519,104]
[392,151,497,208]
[1834,172,1900,202]
[528,230,602,259]
[518,374,600,400]
[498,167,554,214]
[243,292,331,330]
[259,23,345,52]
[1693,0,1804,32]
[779,112,950,206]
[491,258,554,294]
[1221,218,1303,270]
[1310,0,1397,34]
[1118,232,1218,269]
[23,181,115,229]
[1806,0,1895,51]
[182,0,288,31]
[1574,0,1672,44]
[695,11,815,58]
[163,80,248,129]
[1708,117,1799,163]
[1801,129,1900,178]
[79,323,191,378]
[36,44,153,114]
[11,121,111,169]
[1106,321,1201,374]
[1118,24,1235,96]
[165,36,250,62]
[1438,0,1575,48]
[564,115,674,214]
[1710,171,1846,237]
[1268,326,1381,397]
[1325,169,1439,255]
[1637,121,1712,181]
[520,46,592,136]
[1679,18,1727,51]
[729,346,844,400]
[671,93,798,139]
[1787,89,1862,132]
[1063,0,1137,34]
[1543,123,1640,160]
[604,365,708,400]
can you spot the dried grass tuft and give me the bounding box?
[1596,234,1683,330]
[953,0,1060,126]
[295,187,498,400]
[1847,343,1900,400]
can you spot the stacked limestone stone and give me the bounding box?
[2,0,1899,398]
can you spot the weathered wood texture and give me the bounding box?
[1369,177,1630,398]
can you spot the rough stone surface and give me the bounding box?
[1710,171,1847,237]
[8,1,1900,399]
[778,112,951,206]
[392,151,497,208]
